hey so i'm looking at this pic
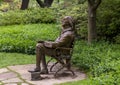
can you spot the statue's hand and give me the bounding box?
[37,40,44,43]
[43,41,53,48]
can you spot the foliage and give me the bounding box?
[72,41,120,69]
[70,40,120,85]
[0,24,59,54]
[0,0,38,11]
[0,0,21,11]
[114,34,120,44]
[97,0,120,42]
[0,8,56,26]
[53,0,120,43]
[59,40,120,85]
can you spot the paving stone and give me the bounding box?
[2,77,22,83]
[21,83,29,85]
[0,72,17,81]
[5,83,17,85]
[0,68,9,74]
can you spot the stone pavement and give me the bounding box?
[0,63,86,85]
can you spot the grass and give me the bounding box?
[0,52,53,68]
[0,52,35,68]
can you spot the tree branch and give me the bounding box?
[93,0,101,10]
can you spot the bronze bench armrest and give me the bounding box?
[55,47,72,50]
[55,47,72,55]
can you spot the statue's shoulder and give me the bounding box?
[64,31,74,37]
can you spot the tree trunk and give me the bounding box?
[21,0,29,10]
[36,0,54,8]
[36,0,45,8]
[44,0,54,7]
[88,2,97,43]
[87,0,101,44]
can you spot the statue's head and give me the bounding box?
[61,16,75,30]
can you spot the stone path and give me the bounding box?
[0,63,86,85]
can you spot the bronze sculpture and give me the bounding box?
[29,16,75,74]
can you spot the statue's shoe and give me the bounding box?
[28,68,40,73]
[40,69,49,74]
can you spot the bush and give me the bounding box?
[71,41,120,85]
[0,24,59,54]
[60,40,120,85]
[0,8,56,26]
[97,0,120,42]
[114,34,120,44]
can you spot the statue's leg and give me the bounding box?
[36,43,48,74]
[66,59,71,69]
[41,54,48,74]
[28,43,44,73]
[35,43,42,71]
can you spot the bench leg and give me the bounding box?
[50,61,58,72]
[68,69,75,76]
[54,66,64,77]
[47,58,53,66]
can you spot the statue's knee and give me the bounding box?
[36,43,43,48]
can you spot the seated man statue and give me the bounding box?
[29,16,75,74]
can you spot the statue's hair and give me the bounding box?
[64,16,75,30]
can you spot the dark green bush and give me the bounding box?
[114,34,120,44]
[72,40,120,70]
[71,40,120,85]
[0,8,56,26]
[60,40,120,85]
[97,0,120,42]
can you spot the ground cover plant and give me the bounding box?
[61,41,120,85]
[0,24,59,54]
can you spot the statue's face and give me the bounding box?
[61,17,70,27]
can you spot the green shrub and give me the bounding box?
[71,40,120,85]
[61,44,120,85]
[0,24,59,54]
[114,34,120,44]
[72,40,120,70]
[0,8,56,26]
[97,0,120,42]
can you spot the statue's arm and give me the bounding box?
[44,34,72,48]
